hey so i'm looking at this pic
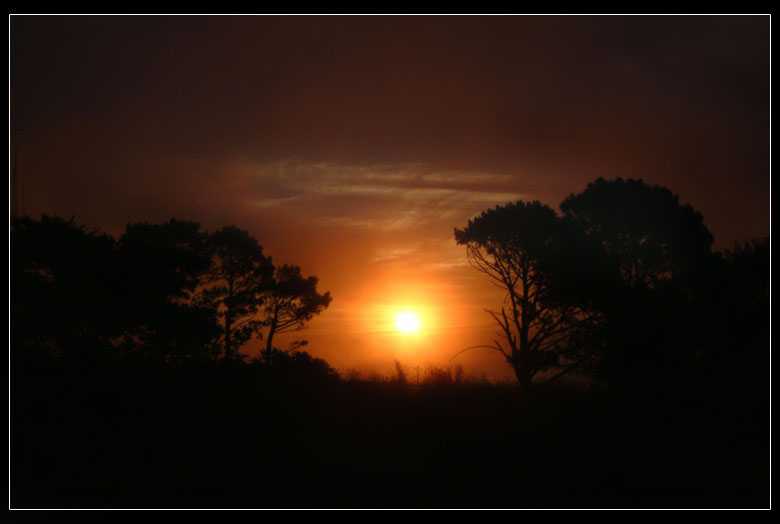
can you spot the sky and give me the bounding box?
[10,15,770,378]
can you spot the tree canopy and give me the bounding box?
[261,264,332,353]
[455,178,749,391]
[11,215,120,359]
[197,226,275,361]
[11,217,333,366]
[454,201,598,389]
[560,177,714,290]
[117,219,216,361]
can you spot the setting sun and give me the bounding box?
[394,312,421,333]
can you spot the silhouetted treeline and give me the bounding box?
[11,178,768,398]
[11,216,331,368]
[455,177,769,402]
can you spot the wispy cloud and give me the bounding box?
[229,158,532,231]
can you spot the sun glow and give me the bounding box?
[395,311,421,333]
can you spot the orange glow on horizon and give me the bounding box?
[261,248,514,378]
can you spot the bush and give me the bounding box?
[255,348,340,383]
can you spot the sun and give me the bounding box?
[395,311,421,333]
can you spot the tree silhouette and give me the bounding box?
[560,178,713,290]
[197,226,274,361]
[261,264,332,353]
[454,201,598,390]
[692,237,769,397]
[11,215,119,360]
[118,219,211,302]
[117,219,217,361]
[559,178,716,388]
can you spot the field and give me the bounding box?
[11,358,769,509]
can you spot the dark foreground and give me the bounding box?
[11,359,768,509]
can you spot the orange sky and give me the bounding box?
[10,16,770,378]
[213,159,530,378]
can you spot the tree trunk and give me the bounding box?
[224,313,232,361]
[511,362,532,394]
[224,278,234,361]
[517,263,532,393]
[265,321,276,353]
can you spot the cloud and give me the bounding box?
[230,158,532,232]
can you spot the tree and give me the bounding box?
[198,226,274,361]
[117,219,217,361]
[692,237,769,399]
[118,219,211,304]
[11,215,120,361]
[454,201,598,390]
[261,264,332,353]
[560,178,713,291]
[559,178,716,389]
